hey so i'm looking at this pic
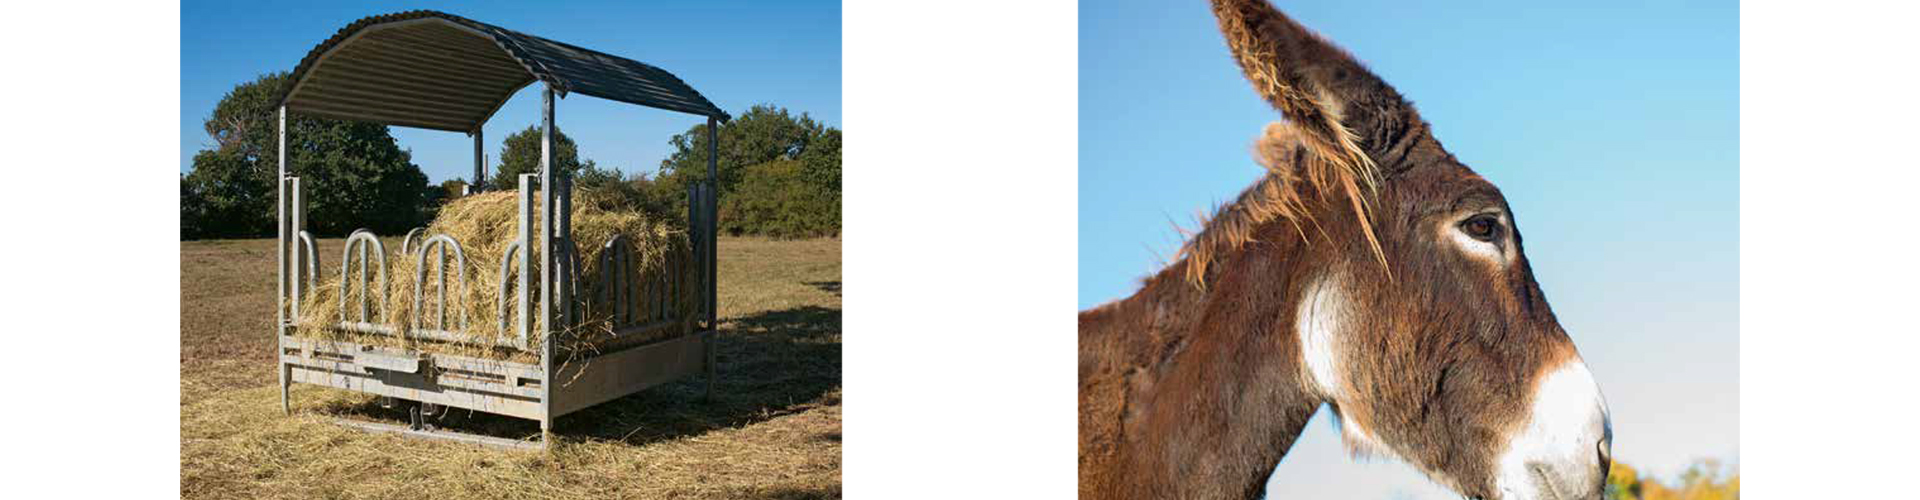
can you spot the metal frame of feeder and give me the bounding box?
[269,10,728,449]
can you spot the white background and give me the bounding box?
[0,0,1914,497]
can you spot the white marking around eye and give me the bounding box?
[1445,214,1510,264]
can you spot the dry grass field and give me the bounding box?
[181,237,841,499]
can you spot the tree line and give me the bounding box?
[181,73,841,240]
[1606,459,1739,500]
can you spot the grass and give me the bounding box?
[181,236,842,499]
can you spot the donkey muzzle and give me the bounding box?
[1497,359,1612,500]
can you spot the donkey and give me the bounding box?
[1079,1,1611,499]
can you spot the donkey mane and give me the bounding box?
[1175,121,1383,287]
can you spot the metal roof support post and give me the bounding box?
[539,83,556,447]
[704,117,719,400]
[277,107,288,338]
[471,128,485,193]
[277,105,291,415]
[706,117,719,324]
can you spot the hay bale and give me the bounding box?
[294,188,696,362]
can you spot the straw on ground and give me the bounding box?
[182,237,841,499]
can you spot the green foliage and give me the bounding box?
[720,160,840,238]
[180,174,210,240]
[575,161,624,190]
[180,72,428,239]
[1607,459,1739,500]
[1607,462,1644,500]
[649,105,841,238]
[488,125,595,189]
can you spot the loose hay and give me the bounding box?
[293,188,697,362]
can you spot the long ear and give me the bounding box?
[1211,0,1416,272]
[1211,0,1417,171]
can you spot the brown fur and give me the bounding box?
[1080,1,1588,498]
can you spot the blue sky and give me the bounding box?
[1080,0,1736,497]
[180,0,840,182]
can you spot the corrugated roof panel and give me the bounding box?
[278,10,729,132]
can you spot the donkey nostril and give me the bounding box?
[1597,438,1612,478]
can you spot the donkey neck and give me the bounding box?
[1081,236,1330,499]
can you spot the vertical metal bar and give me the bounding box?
[672,242,679,321]
[704,117,719,400]
[558,175,573,329]
[624,245,634,323]
[540,86,554,339]
[625,246,634,324]
[539,84,556,445]
[706,119,719,328]
[688,185,697,324]
[654,252,664,320]
[472,128,485,193]
[277,105,289,415]
[289,177,304,320]
[358,241,369,322]
[517,175,533,345]
[612,245,623,324]
[437,242,448,330]
[276,106,288,336]
[599,248,611,324]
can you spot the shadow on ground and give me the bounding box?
[805,280,841,297]
[740,485,843,500]
[320,304,842,445]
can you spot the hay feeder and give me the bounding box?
[269,11,728,450]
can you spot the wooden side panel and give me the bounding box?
[288,361,544,421]
[281,336,545,420]
[550,332,710,417]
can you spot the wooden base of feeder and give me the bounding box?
[279,329,714,449]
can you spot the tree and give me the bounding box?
[489,125,595,189]
[654,105,831,197]
[574,162,623,190]
[180,72,428,238]
[1606,459,1739,500]
[649,105,842,237]
[180,174,209,239]
[795,127,841,230]
[720,160,839,237]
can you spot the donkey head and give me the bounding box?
[1204,1,1611,498]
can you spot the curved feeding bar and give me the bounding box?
[496,240,524,342]
[295,230,320,299]
[301,231,320,284]
[340,230,389,323]
[555,238,582,330]
[401,227,427,255]
[412,234,468,334]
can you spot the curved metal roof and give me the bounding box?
[278,10,729,132]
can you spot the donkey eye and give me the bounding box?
[1459,215,1503,242]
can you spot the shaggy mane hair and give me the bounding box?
[1173,121,1387,287]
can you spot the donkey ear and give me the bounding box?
[1210,0,1420,174]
